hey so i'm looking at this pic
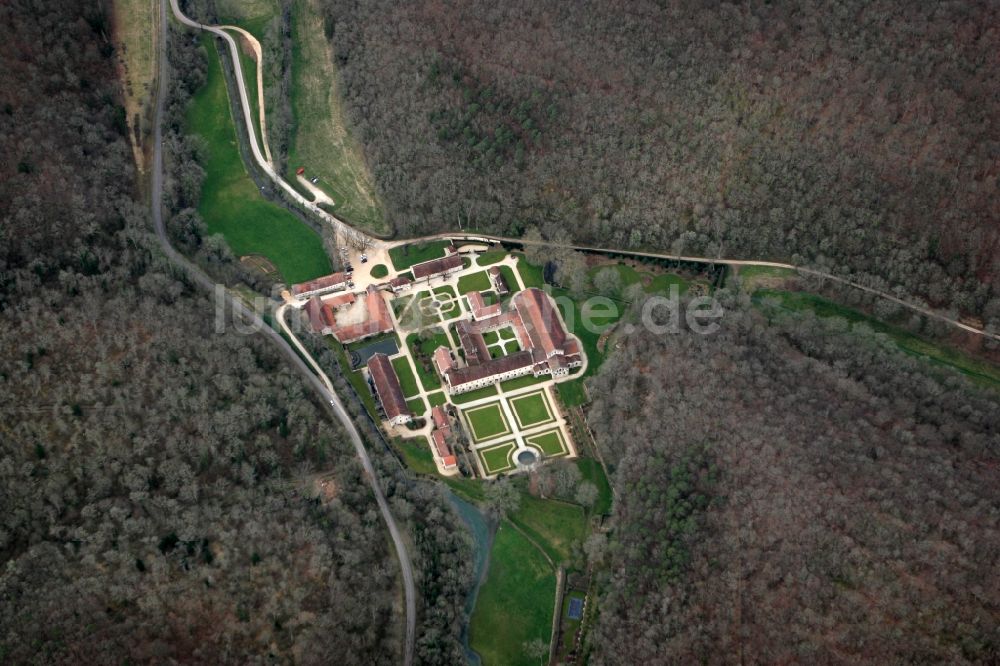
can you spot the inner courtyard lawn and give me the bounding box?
[457,270,492,294]
[186,34,331,284]
[390,356,420,397]
[464,403,511,442]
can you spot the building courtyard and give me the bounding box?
[288,241,585,479]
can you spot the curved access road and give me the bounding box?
[222,24,273,165]
[170,0,998,345]
[168,0,373,249]
[155,3,416,663]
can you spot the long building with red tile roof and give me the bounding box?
[367,353,411,426]
[438,287,582,394]
[331,286,394,344]
[411,253,463,281]
[291,271,349,297]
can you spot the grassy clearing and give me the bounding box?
[464,403,511,442]
[390,356,420,398]
[514,255,544,289]
[735,264,796,291]
[112,0,157,170]
[389,240,452,271]
[215,0,278,23]
[370,263,389,278]
[186,34,331,284]
[526,429,567,458]
[556,380,588,408]
[575,458,613,515]
[457,270,492,294]
[451,384,498,404]
[427,391,447,407]
[445,477,487,503]
[477,440,518,475]
[756,289,1000,389]
[469,521,555,666]
[510,494,587,564]
[287,0,387,234]
[510,391,554,428]
[393,437,436,475]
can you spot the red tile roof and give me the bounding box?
[291,272,348,296]
[446,350,535,389]
[432,428,457,468]
[367,354,410,422]
[305,296,336,332]
[513,288,566,357]
[468,291,502,319]
[489,266,510,295]
[324,292,356,309]
[431,405,449,429]
[433,346,454,375]
[412,253,463,280]
[331,286,393,344]
[455,319,491,366]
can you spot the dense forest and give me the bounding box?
[319,0,999,324]
[0,1,469,662]
[585,293,1000,663]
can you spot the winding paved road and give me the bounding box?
[155,3,416,663]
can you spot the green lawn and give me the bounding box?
[504,340,521,354]
[477,249,507,266]
[498,327,516,340]
[514,255,544,289]
[526,429,567,458]
[457,270,492,294]
[451,384,498,404]
[556,380,588,407]
[510,391,554,428]
[406,329,449,390]
[393,437,436,475]
[575,458,613,515]
[389,240,452,271]
[390,356,420,398]
[500,374,546,392]
[482,331,500,345]
[464,403,511,442]
[185,34,331,284]
[286,0,387,234]
[477,440,517,475]
[427,391,447,407]
[433,285,458,299]
[370,263,389,278]
[509,494,587,564]
[469,521,556,666]
[406,396,427,417]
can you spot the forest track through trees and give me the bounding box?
[155,2,416,663]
